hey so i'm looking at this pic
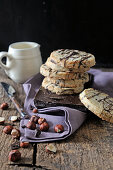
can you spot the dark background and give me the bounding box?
[0,0,113,67]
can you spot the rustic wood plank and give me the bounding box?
[0,68,33,169]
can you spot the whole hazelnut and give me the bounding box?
[26,121,36,130]
[45,144,57,154]
[38,118,46,125]
[32,108,38,113]
[11,128,20,139]
[54,124,64,133]
[0,102,9,110]
[9,150,21,162]
[3,125,13,134]
[0,117,5,125]
[30,115,40,124]
[20,141,29,148]
[40,122,49,131]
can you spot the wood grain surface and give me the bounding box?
[0,68,33,169]
[0,67,113,170]
[36,114,113,170]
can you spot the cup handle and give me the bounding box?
[0,52,12,70]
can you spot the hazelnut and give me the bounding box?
[40,122,49,131]
[0,102,9,110]
[10,116,18,122]
[38,118,46,125]
[26,121,36,130]
[20,141,29,148]
[9,150,21,162]
[32,108,38,113]
[34,128,41,137]
[3,125,13,134]
[11,128,20,139]
[0,117,5,125]
[30,115,40,124]
[54,124,64,133]
[45,144,57,153]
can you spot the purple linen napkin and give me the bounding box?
[89,69,113,97]
[20,107,86,142]
[20,69,113,142]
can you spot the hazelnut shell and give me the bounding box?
[30,115,40,124]
[38,118,46,125]
[0,117,5,125]
[54,124,64,133]
[9,150,21,162]
[11,128,20,139]
[10,116,18,122]
[0,103,9,110]
[32,108,38,113]
[20,141,29,148]
[45,144,57,153]
[3,125,13,134]
[26,121,36,130]
[40,122,49,131]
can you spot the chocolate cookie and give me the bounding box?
[40,64,89,80]
[42,77,84,95]
[46,75,89,88]
[46,57,90,73]
[79,88,113,123]
[50,49,95,69]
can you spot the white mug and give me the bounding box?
[0,42,42,83]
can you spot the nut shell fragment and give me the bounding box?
[10,116,18,122]
[46,144,57,153]
[0,117,5,124]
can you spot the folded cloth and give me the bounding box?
[20,69,113,142]
[20,107,86,142]
[89,69,113,97]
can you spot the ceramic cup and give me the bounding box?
[0,42,42,83]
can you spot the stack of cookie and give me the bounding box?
[40,49,95,95]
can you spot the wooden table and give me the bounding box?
[0,67,113,170]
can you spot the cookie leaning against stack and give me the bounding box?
[40,49,95,95]
[79,88,113,123]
